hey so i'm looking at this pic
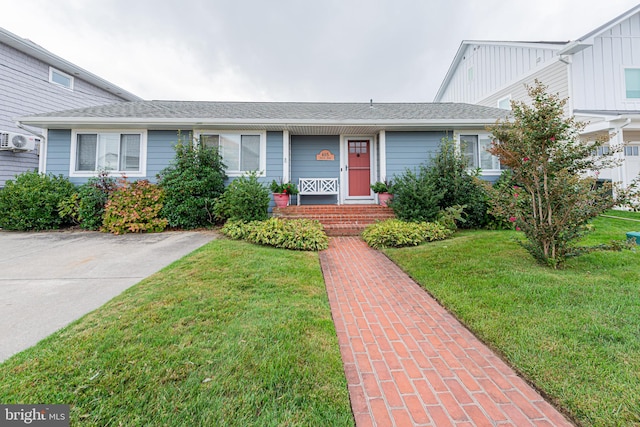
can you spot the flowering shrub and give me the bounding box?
[362,219,453,249]
[488,81,621,268]
[221,218,328,251]
[0,171,75,231]
[102,179,168,234]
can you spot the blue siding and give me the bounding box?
[46,129,75,182]
[147,130,181,181]
[265,131,283,182]
[290,135,340,205]
[385,131,446,179]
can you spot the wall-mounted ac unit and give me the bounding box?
[0,132,40,151]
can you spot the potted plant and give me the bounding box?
[270,179,299,208]
[370,180,393,207]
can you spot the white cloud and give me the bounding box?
[1,0,638,102]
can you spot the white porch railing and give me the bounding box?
[298,178,340,205]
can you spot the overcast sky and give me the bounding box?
[2,0,639,102]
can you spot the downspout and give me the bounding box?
[15,121,47,173]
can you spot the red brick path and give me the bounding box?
[319,237,573,427]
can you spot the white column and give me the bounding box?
[379,130,387,182]
[282,130,290,182]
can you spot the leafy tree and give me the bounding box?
[158,136,227,229]
[488,80,619,268]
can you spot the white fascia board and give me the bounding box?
[18,117,505,130]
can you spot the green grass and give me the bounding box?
[0,239,354,426]
[384,212,640,426]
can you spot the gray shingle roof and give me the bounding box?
[24,101,507,122]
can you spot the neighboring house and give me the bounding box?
[0,26,141,187]
[434,4,640,189]
[17,101,508,205]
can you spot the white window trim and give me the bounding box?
[49,67,74,91]
[623,66,640,100]
[457,131,502,175]
[497,95,512,110]
[195,130,267,177]
[69,129,147,178]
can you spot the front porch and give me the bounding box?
[272,204,395,236]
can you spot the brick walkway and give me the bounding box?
[319,237,573,427]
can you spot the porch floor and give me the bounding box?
[272,204,395,236]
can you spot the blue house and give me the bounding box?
[18,101,507,206]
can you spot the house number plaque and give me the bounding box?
[316,150,335,161]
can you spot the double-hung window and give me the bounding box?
[72,131,146,176]
[200,131,265,175]
[460,134,502,173]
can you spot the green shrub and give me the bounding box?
[0,171,75,231]
[390,139,489,228]
[362,219,453,249]
[220,219,251,240]
[225,172,270,222]
[389,167,444,222]
[483,170,519,230]
[426,138,488,228]
[76,173,119,230]
[158,138,227,228]
[222,218,329,251]
[212,191,232,224]
[102,179,168,234]
[58,173,118,230]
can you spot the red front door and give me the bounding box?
[348,140,371,196]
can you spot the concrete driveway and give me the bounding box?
[0,230,218,362]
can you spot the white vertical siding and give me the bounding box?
[439,43,560,103]
[572,11,640,111]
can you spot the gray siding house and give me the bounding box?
[18,101,508,205]
[0,27,141,187]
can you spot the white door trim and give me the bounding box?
[341,135,376,204]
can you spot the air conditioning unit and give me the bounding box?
[0,132,40,151]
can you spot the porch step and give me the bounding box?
[272,205,395,236]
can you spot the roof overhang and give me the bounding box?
[17,117,503,135]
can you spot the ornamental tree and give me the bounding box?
[487,81,620,268]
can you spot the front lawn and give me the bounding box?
[384,212,640,426]
[0,239,353,426]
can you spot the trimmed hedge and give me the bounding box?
[362,219,453,249]
[222,218,329,251]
